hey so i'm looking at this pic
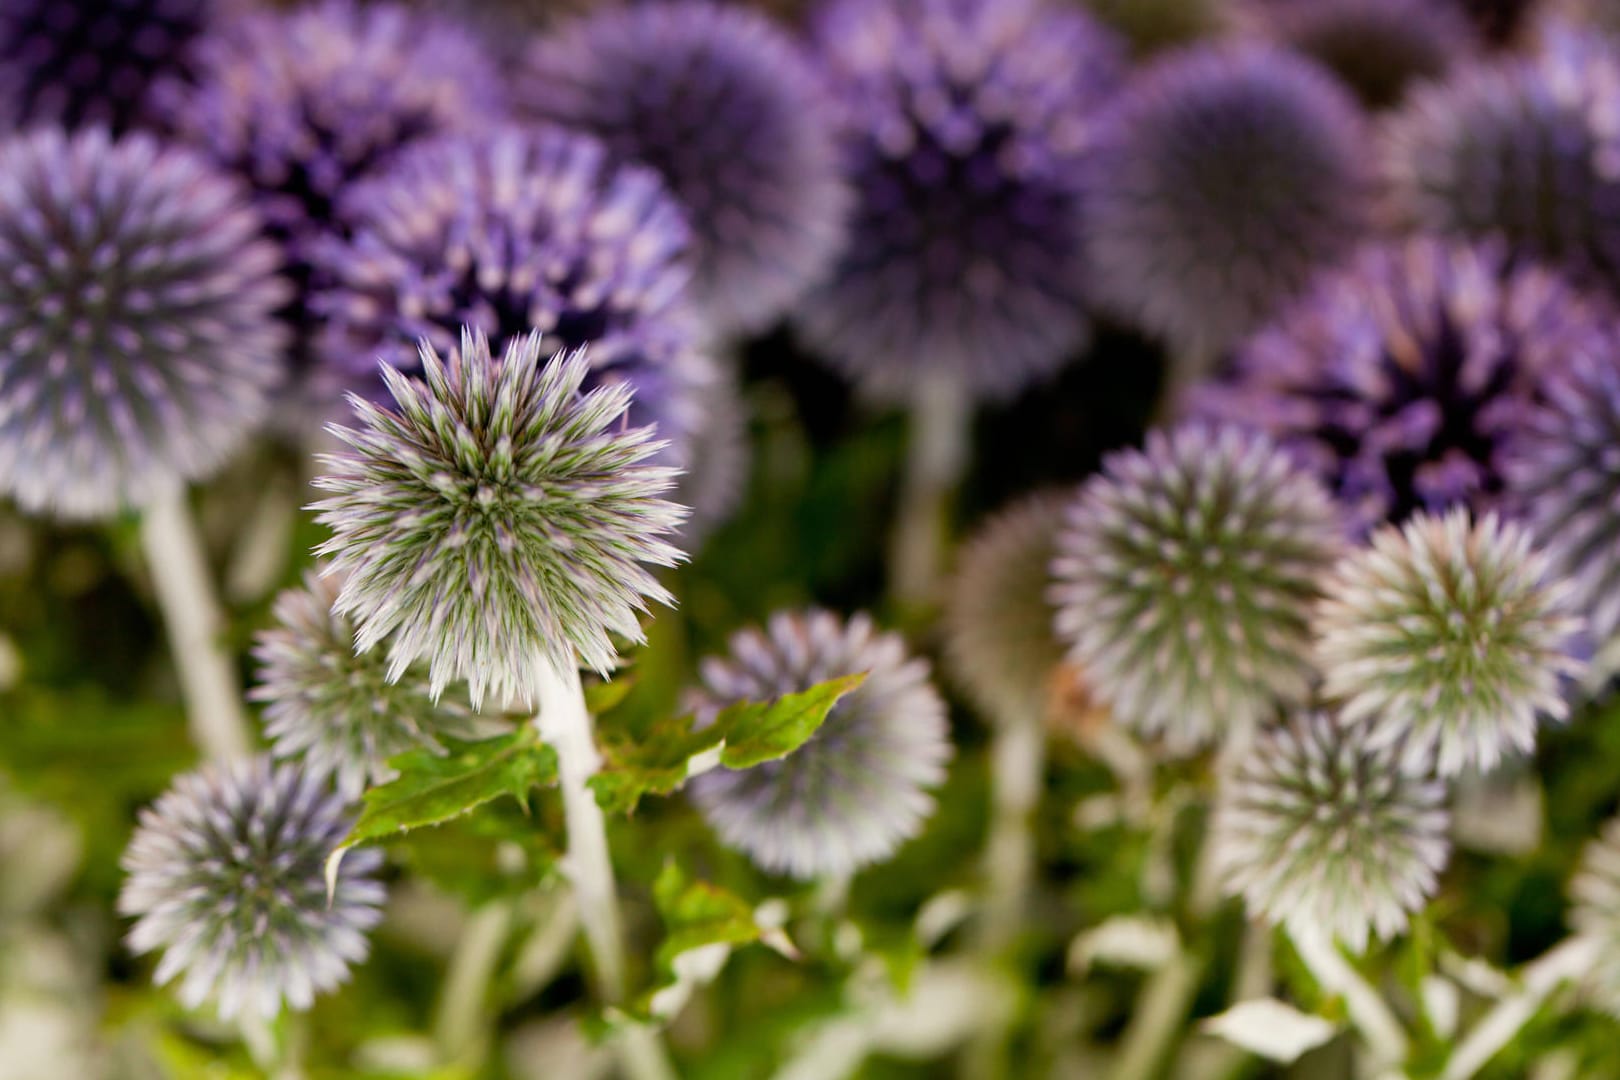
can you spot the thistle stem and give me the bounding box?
[1289,928,1407,1068]
[1438,936,1596,1080]
[139,488,252,761]
[889,372,971,610]
[434,900,513,1064]
[532,657,674,1080]
[1107,949,1204,1080]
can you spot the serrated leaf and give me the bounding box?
[325,727,558,896]
[1201,998,1338,1063]
[716,672,864,769]
[638,861,774,1021]
[590,710,723,815]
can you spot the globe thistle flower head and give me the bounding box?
[1504,338,1620,680]
[944,493,1071,727]
[518,1,848,336]
[796,0,1126,400]
[687,610,951,881]
[1240,0,1479,110]
[251,568,469,800]
[313,329,688,710]
[1570,816,1620,1016]
[1313,508,1584,777]
[1084,45,1369,353]
[0,0,218,133]
[310,125,711,484]
[1192,238,1612,535]
[0,127,288,520]
[1382,31,1620,295]
[1211,711,1450,952]
[118,758,385,1019]
[1050,424,1345,754]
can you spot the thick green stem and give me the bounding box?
[1439,937,1596,1080]
[1290,928,1407,1069]
[889,373,971,610]
[434,901,513,1064]
[1108,950,1204,1080]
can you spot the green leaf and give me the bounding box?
[715,672,865,769]
[639,861,772,1020]
[326,727,558,895]
[584,674,637,717]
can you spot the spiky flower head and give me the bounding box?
[1569,816,1620,1016]
[1210,711,1450,952]
[944,493,1071,727]
[517,1,848,336]
[1192,238,1610,535]
[1084,45,1369,354]
[1382,29,1620,296]
[310,126,711,488]
[687,610,951,881]
[313,329,687,710]
[0,127,287,520]
[796,0,1125,400]
[1505,338,1620,680]
[118,758,385,1019]
[1050,424,1345,753]
[251,568,469,799]
[1313,509,1584,776]
[0,0,219,132]
[1239,0,1480,110]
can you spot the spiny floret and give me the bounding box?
[1050,424,1345,753]
[251,567,469,799]
[1211,710,1450,952]
[1313,508,1583,776]
[1192,238,1611,535]
[1505,338,1620,681]
[313,329,687,709]
[118,758,385,1019]
[797,0,1125,400]
[944,492,1071,727]
[0,126,288,520]
[687,610,951,881]
[518,0,848,336]
[1084,44,1369,354]
[1570,816,1620,1016]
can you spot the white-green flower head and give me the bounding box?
[1570,816,1620,1016]
[1212,711,1450,952]
[1050,424,1345,754]
[251,566,468,799]
[687,610,952,881]
[313,328,688,709]
[1313,508,1584,777]
[118,758,385,1019]
[945,492,1071,727]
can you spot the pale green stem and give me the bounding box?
[140,489,252,761]
[434,901,513,1064]
[1439,937,1596,1080]
[508,889,582,1003]
[533,657,674,1080]
[889,372,971,610]
[1107,950,1204,1080]
[1290,928,1408,1069]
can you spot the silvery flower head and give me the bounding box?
[944,493,1071,727]
[118,758,385,1020]
[0,127,288,520]
[1192,238,1611,535]
[251,567,468,800]
[1313,508,1584,776]
[0,0,218,132]
[1569,816,1620,1016]
[517,1,849,337]
[309,125,715,495]
[1240,0,1480,110]
[796,0,1126,400]
[1050,424,1345,754]
[1211,711,1450,953]
[313,329,687,709]
[1505,337,1620,681]
[1084,44,1369,354]
[687,610,951,881]
[1382,28,1620,295]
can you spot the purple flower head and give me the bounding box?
[1084,45,1369,355]
[311,125,715,491]
[1383,28,1620,296]
[1192,238,1611,534]
[0,127,288,520]
[518,1,848,337]
[796,0,1126,401]
[687,610,951,880]
[0,0,220,133]
[1240,0,1480,110]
